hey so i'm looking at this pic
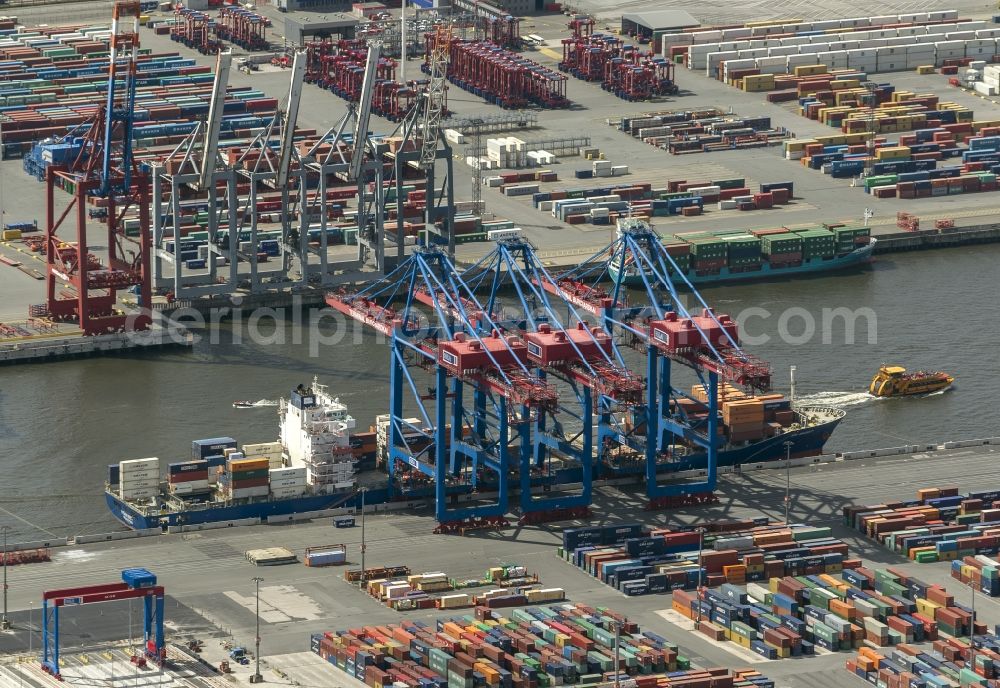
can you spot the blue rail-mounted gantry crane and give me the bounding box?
[455,234,645,525]
[549,219,772,510]
[326,246,559,533]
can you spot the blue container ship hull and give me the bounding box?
[609,240,876,286]
[105,410,842,531]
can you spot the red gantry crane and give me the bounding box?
[40,0,152,335]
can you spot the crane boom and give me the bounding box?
[276,50,307,188]
[418,25,450,170]
[350,43,381,181]
[199,50,232,189]
[101,0,141,195]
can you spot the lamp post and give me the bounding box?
[696,527,705,627]
[613,619,621,688]
[783,441,793,526]
[970,579,977,671]
[250,576,263,684]
[2,525,10,630]
[360,487,368,586]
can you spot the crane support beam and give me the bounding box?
[199,50,233,189]
[43,582,129,601]
[53,585,164,607]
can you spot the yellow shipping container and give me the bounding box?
[229,457,269,471]
[916,65,935,74]
[793,64,828,77]
[875,146,911,160]
[743,74,775,92]
[1,229,22,241]
[784,139,813,153]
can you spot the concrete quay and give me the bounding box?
[1,444,1000,687]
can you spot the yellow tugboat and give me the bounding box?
[869,366,954,397]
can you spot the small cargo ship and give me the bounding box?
[869,366,954,397]
[609,219,875,285]
[106,379,845,530]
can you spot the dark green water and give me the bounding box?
[1,245,993,539]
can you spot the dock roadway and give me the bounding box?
[1,445,999,686]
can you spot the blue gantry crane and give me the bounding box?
[551,219,772,509]
[42,568,165,679]
[454,234,645,524]
[326,247,559,532]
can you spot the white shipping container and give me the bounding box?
[119,469,158,482]
[270,486,308,498]
[121,457,159,471]
[120,486,158,500]
[243,441,283,456]
[270,477,308,488]
[270,466,307,479]
[975,82,997,96]
[121,478,159,490]
[765,46,797,57]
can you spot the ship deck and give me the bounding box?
[3,443,1000,687]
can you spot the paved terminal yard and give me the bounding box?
[7,3,1000,266]
[2,446,1000,686]
[4,3,1000,684]
[6,1,1000,338]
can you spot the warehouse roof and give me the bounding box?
[622,9,699,31]
[284,12,359,44]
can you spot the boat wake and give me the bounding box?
[795,391,878,407]
[234,399,279,409]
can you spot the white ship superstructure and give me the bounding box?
[280,377,357,494]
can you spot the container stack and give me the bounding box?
[168,460,210,495]
[613,108,787,152]
[674,567,978,660]
[366,565,549,611]
[845,487,1000,564]
[951,555,1000,596]
[0,27,283,158]
[269,466,308,498]
[561,520,850,596]
[311,603,775,688]
[723,399,765,442]
[223,457,270,499]
[118,457,159,502]
[529,177,796,226]
[845,635,1000,687]
[242,441,284,469]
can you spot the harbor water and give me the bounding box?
[2,245,996,540]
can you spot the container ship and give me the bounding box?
[105,379,845,530]
[609,220,875,285]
